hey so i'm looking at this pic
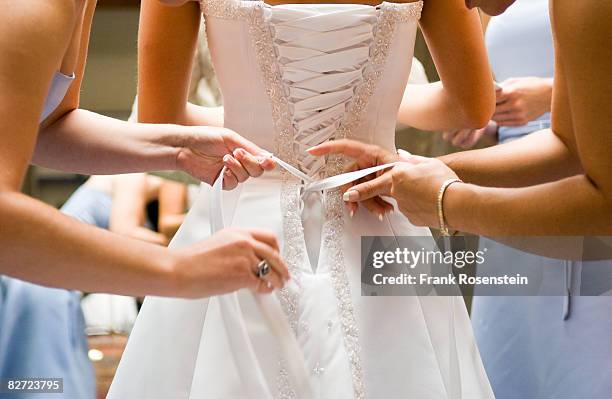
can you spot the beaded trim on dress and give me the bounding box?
[198,1,423,398]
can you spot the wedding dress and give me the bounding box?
[109,1,494,398]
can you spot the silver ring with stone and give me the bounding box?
[257,260,270,278]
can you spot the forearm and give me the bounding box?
[398,82,489,131]
[445,174,612,235]
[440,129,582,187]
[33,109,186,174]
[182,102,224,127]
[159,214,185,239]
[0,190,177,296]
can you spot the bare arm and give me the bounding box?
[397,0,495,130]
[440,128,582,188]
[0,0,173,295]
[441,1,612,235]
[109,174,168,245]
[0,1,288,296]
[33,0,270,187]
[138,0,206,126]
[158,180,188,240]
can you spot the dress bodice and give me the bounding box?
[201,0,422,177]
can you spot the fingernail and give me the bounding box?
[233,148,244,158]
[378,213,384,222]
[397,149,411,157]
[258,153,274,164]
[223,154,232,163]
[343,190,359,202]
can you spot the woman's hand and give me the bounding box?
[171,228,290,298]
[309,139,460,228]
[492,77,553,126]
[442,120,498,149]
[341,154,459,228]
[177,127,276,189]
[308,139,399,218]
[388,158,459,228]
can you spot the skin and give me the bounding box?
[311,0,612,235]
[0,0,288,298]
[158,180,189,240]
[465,0,515,16]
[445,78,554,148]
[396,0,495,131]
[109,174,169,246]
[444,13,554,149]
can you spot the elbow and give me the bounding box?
[456,101,494,130]
[452,85,496,130]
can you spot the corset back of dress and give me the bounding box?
[203,0,422,177]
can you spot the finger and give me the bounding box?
[223,154,249,183]
[222,167,238,190]
[495,118,525,127]
[307,139,372,158]
[257,155,277,171]
[346,201,358,218]
[495,90,507,103]
[493,101,516,116]
[248,229,280,253]
[233,148,265,177]
[442,130,459,142]
[224,129,269,158]
[255,278,275,294]
[343,173,392,202]
[257,260,284,290]
[375,196,395,213]
[461,128,485,149]
[451,129,472,147]
[396,148,413,161]
[360,197,390,220]
[250,240,288,287]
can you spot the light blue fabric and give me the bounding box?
[472,240,612,399]
[0,278,95,399]
[485,0,553,143]
[0,75,102,398]
[472,2,612,397]
[40,72,75,123]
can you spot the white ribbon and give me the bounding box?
[209,153,396,399]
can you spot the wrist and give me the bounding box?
[437,178,462,235]
[442,181,476,234]
[541,77,554,106]
[149,248,185,297]
[152,124,194,172]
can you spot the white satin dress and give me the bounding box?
[109,1,493,398]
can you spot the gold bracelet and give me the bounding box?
[437,178,462,236]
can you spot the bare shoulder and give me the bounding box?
[551,0,612,189]
[0,0,75,56]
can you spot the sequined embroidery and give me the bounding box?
[199,1,423,397]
